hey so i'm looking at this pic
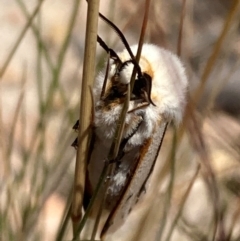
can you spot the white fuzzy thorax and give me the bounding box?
[93,44,188,148]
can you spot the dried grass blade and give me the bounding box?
[130,0,151,91]
[6,65,27,163]
[71,0,100,238]
[165,164,201,241]
[177,0,186,57]
[187,104,221,241]
[154,128,177,241]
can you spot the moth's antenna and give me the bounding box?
[99,13,142,77]
[85,0,142,76]
[97,35,122,64]
[99,13,134,59]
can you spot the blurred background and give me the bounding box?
[1,0,240,240]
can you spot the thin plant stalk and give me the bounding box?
[177,0,187,57]
[55,188,73,241]
[92,0,151,237]
[16,0,75,112]
[187,104,221,241]
[74,159,109,238]
[71,0,100,237]
[129,0,151,93]
[0,0,45,79]
[75,0,151,237]
[165,164,200,241]
[21,0,80,178]
[109,0,151,165]
[6,66,27,163]
[155,128,177,241]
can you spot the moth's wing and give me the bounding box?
[101,121,168,237]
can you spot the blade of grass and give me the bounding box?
[154,128,177,241]
[129,0,151,93]
[74,0,147,235]
[55,188,73,241]
[36,12,44,124]
[177,0,186,57]
[74,157,109,238]
[187,103,221,241]
[16,0,77,118]
[18,1,82,231]
[6,65,27,164]
[0,0,45,79]
[91,1,151,237]
[71,0,100,237]
[112,0,150,155]
[165,164,200,241]
[20,130,75,239]
[0,78,8,178]
[3,65,27,239]
[21,0,81,181]
[99,0,151,195]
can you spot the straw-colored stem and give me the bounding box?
[130,0,151,92]
[71,0,100,238]
[112,0,151,158]
[165,164,201,241]
[177,0,186,57]
[155,128,177,241]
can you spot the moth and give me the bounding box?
[72,13,188,239]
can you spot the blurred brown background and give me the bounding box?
[1,0,240,240]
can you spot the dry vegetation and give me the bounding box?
[1,0,240,241]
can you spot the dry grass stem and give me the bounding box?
[2,1,240,240]
[71,0,100,238]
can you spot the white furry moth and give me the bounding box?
[72,12,188,239]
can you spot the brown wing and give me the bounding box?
[101,121,168,238]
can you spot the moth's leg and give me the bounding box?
[72,120,79,131]
[71,87,95,148]
[128,102,149,113]
[71,137,78,149]
[71,120,80,148]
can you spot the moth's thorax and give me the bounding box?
[93,44,188,148]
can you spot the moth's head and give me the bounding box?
[103,44,189,124]
[101,50,155,106]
